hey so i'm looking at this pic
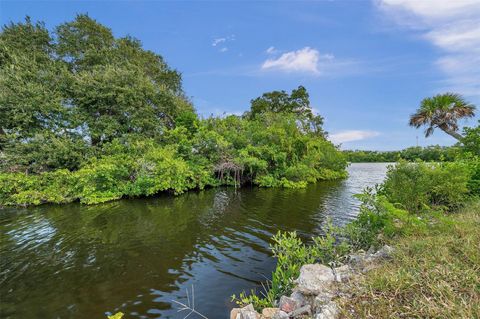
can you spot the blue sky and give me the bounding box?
[1,0,479,150]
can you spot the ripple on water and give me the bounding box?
[0,163,389,319]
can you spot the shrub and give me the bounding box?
[380,160,470,213]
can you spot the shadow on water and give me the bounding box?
[0,163,389,319]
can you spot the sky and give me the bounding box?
[1,0,479,150]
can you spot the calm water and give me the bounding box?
[0,163,389,319]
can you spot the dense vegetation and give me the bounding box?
[233,146,479,312]
[345,124,479,163]
[0,16,347,206]
[232,91,479,314]
[343,145,458,162]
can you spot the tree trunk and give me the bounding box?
[441,128,464,141]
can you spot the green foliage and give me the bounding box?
[247,86,325,136]
[344,191,427,250]
[233,221,350,310]
[1,133,89,173]
[461,122,480,156]
[380,160,471,213]
[234,158,478,310]
[344,145,459,163]
[0,16,347,207]
[232,231,315,310]
[311,221,350,266]
[1,14,192,156]
[409,93,476,140]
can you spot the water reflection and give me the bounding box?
[0,163,389,319]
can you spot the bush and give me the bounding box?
[380,161,471,213]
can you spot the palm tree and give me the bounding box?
[409,93,476,141]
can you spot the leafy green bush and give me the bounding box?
[380,160,471,213]
[0,112,347,206]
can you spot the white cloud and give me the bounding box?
[212,38,226,47]
[212,35,235,52]
[266,46,278,54]
[376,0,480,97]
[261,47,333,75]
[329,130,380,144]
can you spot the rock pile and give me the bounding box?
[230,245,394,319]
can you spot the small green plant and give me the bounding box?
[232,231,314,309]
[311,219,350,267]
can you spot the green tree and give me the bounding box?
[409,93,476,141]
[248,86,325,136]
[0,14,194,170]
[0,17,69,142]
[461,122,480,155]
[55,14,192,145]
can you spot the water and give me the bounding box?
[0,163,389,319]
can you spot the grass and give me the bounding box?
[340,200,480,319]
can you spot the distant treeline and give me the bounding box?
[344,145,460,162]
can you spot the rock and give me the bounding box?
[290,291,307,307]
[294,264,335,295]
[366,245,376,255]
[261,308,279,318]
[231,304,259,319]
[272,310,289,319]
[313,291,335,312]
[279,295,300,313]
[288,304,311,317]
[372,245,394,259]
[230,307,241,319]
[333,264,353,283]
[314,301,338,319]
[348,251,368,266]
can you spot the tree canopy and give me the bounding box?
[0,14,193,149]
[247,86,325,136]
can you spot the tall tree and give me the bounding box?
[0,17,68,141]
[248,86,325,136]
[55,14,192,145]
[0,15,194,171]
[409,93,476,141]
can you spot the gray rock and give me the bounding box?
[333,264,353,283]
[372,245,394,259]
[272,310,289,319]
[294,264,335,295]
[313,291,334,312]
[235,304,259,319]
[289,291,307,307]
[288,304,311,317]
[348,251,368,266]
[279,295,299,313]
[314,301,338,319]
[366,245,376,255]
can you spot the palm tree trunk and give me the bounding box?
[441,128,463,141]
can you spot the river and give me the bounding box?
[0,163,390,319]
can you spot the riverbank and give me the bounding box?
[230,200,480,319]
[340,200,480,318]
[230,159,479,319]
